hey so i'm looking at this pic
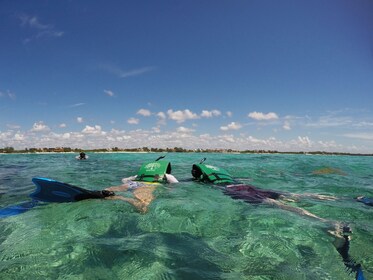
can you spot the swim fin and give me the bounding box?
[0,200,39,218]
[30,177,113,202]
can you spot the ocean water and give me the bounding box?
[0,153,372,280]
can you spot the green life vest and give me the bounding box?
[192,164,235,184]
[136,160,172,183]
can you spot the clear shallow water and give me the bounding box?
[0,153,372,279]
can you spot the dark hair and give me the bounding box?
[191,165,202,178]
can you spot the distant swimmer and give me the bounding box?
[79,152,87,159]
[76,152,88,160]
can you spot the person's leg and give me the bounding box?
[265,198,328,222]
[289,193,337,201]
[132,186,157,212]
[105,195,147,213]
[105,184,130,192]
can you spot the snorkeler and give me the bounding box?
[105,157,178,213]
[191,162,338,223]
[27,157,178,214]
[191,160,367,279]
[76,152,87,160]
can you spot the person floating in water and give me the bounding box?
[76,152,87,160]
[191,159,366,280]
[191,160,339,225]
[27,157,178,214]
[105,157,178,213]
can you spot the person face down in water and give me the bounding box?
[191,164,343,234]
[105,173,178,213]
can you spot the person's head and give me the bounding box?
[191,165,202,179]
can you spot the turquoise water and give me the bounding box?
[0,153,372,279]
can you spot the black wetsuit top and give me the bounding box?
[223,184,282,204]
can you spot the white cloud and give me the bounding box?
[31,121,50,132]
[128,118,139,125]
[201,110,221,118]
[120,67,155,78]
[177,126,195,133]
[156,112,167,125]
[14,133,25,141]
[68,103,85,108]
[59,123,67,128]
[248,111,279,121]
[19,14,64,43]
[101,64,155,78]
[6,124,21,129]
[220,122,242,131]
[82,125,105,135]
[167,109,199,123]
[298,136,311,146]
[0,90,16,100]
[283,121,291,130]
[226,111,233,117]
[104,89,115,97]
[77,117,84,123]
[137,109,151,116]
[62,133,71,139]
[343,133,373,141]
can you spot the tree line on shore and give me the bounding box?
[1,146,372,156]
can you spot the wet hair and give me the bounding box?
[191,165,202,178]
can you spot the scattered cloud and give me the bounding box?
[283,121,291,130]
[68,103,85,108]
[201,110,221,118]
[6,124,21,129]
[128,117,140,125]
[104,89,115,97]
[167,109,199,123]
[156,112,167,125]
[0,90,16,100]
[220,122,242,131]
[343,133,373,141]
[101,64,155,78]
[59,123,67,128]
[30,121,50,132]
[18,14,64,43]
[297,136,311,146]
[82,125,105,135]
[177,126,195,133]
[248,111,279,121]
[137,109,151,117]
[14,132,25,141]
[77,117,84,123]
[120,66,156,78]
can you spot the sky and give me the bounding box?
[1,0,373,153]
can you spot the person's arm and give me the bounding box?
[165,174,179,183]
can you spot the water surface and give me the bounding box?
[0,153,372,279]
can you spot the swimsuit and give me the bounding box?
[224,184,282,204]
[127,181,143,191]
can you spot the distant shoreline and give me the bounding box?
[1,147,372,156]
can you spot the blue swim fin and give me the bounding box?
[0,200,38,218]
[30,177,112,202]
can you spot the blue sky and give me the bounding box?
[1,0,373,152]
